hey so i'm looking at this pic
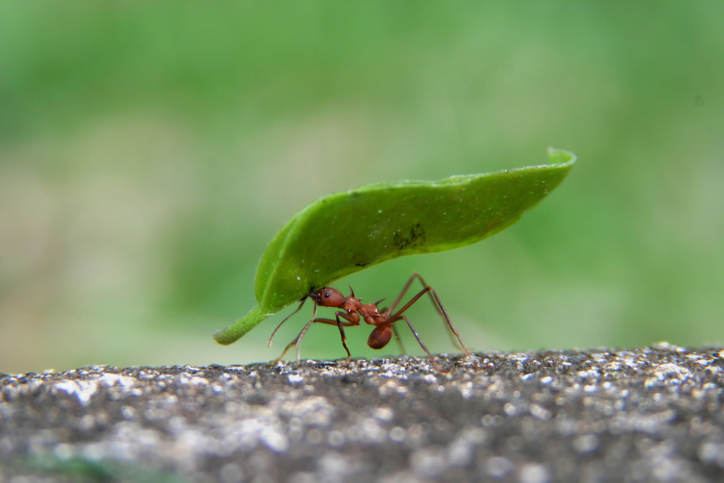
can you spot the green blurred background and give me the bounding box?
[1,2,723,374]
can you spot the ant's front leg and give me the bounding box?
[272,303,318,364]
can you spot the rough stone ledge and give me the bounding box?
[2,343,724,482]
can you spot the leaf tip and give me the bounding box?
[547,147,577,166]
[213,305,270,346]
[212,328,233,346]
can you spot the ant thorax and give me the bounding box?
[342,298,360,313]
[357,302,385,325]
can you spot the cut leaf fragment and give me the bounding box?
[214,148,576,345]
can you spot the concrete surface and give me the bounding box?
[2,343,724,482]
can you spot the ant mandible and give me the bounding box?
[268,273,472,372]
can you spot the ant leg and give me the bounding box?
[386,274,450,346]
[391,325,406,354]
[384,274,419,316]
[268,297,309,348]
[308,315,358,360]
[272,318,313,364]
[291,309,355,363]
[424,287,472,358]
[272,304,318,364]
[389,277,472,358]
[336,310,360,359]
[381,305,406,354]
[335,314,352,359]
[397,315,447,373]
[386,273,445,320]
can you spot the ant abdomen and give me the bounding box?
[367,325,392,350]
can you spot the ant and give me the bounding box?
[268,273,473,372]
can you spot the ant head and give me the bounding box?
[309,287,345,307]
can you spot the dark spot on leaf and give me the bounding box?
[393,223,426,251]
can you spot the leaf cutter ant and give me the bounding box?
[268,273,472,372]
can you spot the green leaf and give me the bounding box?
[214,148,576,345]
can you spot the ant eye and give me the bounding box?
[324,292,330,298]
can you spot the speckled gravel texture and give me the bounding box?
[2,344,724,482]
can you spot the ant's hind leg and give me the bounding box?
[385,274,421,316]
[380,305,406,354]
[399,315,447,373]
[391,325,406,354]
[390,275,472,359]
[425,287,472,358]
[386,274,446,330]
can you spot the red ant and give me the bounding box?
[268,273,472,372]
